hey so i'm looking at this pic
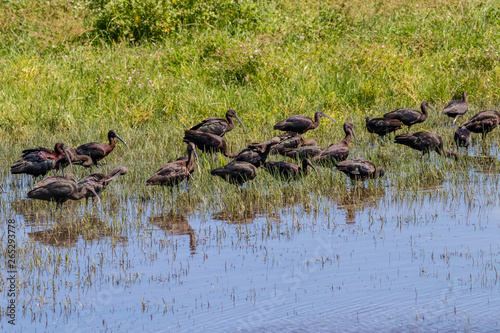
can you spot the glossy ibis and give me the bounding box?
[211,161,258,185]
[460,110,500,139]
[283,145,324,159]
[78,166,128,200]
[231,137,280,168]
[190,109,246,137]
[394,131,458,159]
[147,142,199,186]
[55,146,93,170]
[383,101,436,130]
[76,130,128,165]
[11,142,71,178]
[274,111,334,134]
[454,127,472,149]
[27,173,102,207]
[183,130,231,156]
[442,91,468,124]
[270,132,307,156]
[313,121,356,165]
[366,117,403,138]
[264,158,317,180]
[336,158,385,181]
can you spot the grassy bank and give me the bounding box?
[1,0,500,213]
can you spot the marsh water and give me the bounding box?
[1,154,500,332]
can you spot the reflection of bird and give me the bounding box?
[190,109,246,137]
[183,130,231,156]
[460,110,500,139]
[454,127,471,149]
[394,131,458,159]
[27,173,102,207]
[10,142,70,178]
[442,91,468,124]
[149,212,196,254]
[76,130,128,165]
[265,158,317,180]
[336,158,385,181]
[211,161,257,185]
[383,101,436,130]
[313,121,356,165]
[231,137,280,168]
[366,117,402,138]
[274,111,334,134]
[147,142,198,186]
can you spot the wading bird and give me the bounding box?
[313,121,356,165]
[336,158,385,181]
[366,117,403,138]
[190,109,246,137]
[442,91,468,124]
[394,131,458,159]
[383,101,436,131]
[183,130,231,156]
[146,142,199,186]
[264,158,317,180]
[76,130,129,165]
[454,127,472,149]
[274,111,334,134]
[78,166,128,200]
[282,145,324,159]
[211,161,258,185]
[55,146,93,170]
[231,137,280,168]
[27,173,102,208]
[11,142,71,178]
[460,110,500,139]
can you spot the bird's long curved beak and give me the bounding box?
[306,160,318,175]
[116,134,129,149]
[193,148,200,170]
[63,149,73,168]
[234,114,247,133]
[89,186,101,203]
[429,105,437,114]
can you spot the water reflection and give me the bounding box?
[28,216,126,247]
[212,206,280,225]
[332,188,385,224]
[149,211,197,254]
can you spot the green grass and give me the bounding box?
[1,0,500,213]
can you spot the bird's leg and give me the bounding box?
[453,116,458,125]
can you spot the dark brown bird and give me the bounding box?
[211,161,258,185]
[366,117,403,138]
[190,109,246,137]
[264,158,317,180]
[454,127,471,149]
[55,146,93,170]
[76,130,128,165]
[146,142,199,186]
[183,130,231,156]
[11,142,71,178]
[274,111,334,134]
[383,101,436,130]
[78,166,128,199]
[27,173,102,207]
[270,132,305,156]
[231,137,280,168]
[394,131,458,159]
[460,110,500,139]
[336,158,385,181]
[283,145,324,159]
[313,121,356,165]
[442,91,468,124]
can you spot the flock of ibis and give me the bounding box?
[8,91,500,207]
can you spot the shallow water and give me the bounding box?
[1,168,499,332]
